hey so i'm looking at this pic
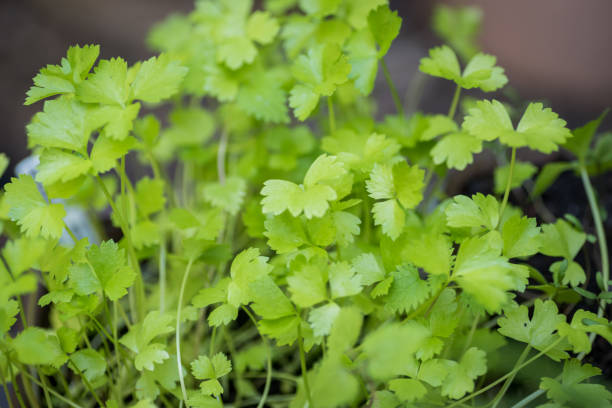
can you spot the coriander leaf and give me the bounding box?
[333,210,361,246]
[289,44,351,120]
[352,253,385,286]
[236,72,289,124]
[404,233,453,276]
[368,5,402,57]
[91,135,136,173]
[90,103,141,140]
[419,46,507,92]
[539,219,586,261]
[328,306,362,352]
[540,359,612,407]
[532,162,574,198]
[71,349,106,381]
[420,115,458,141]
[77,57,129,106]
[446,193,499,231]
[4,175,66,239]
[208,304,238,327]
[246,11,279,44]
[248,276,295,319]
[557,310,612,354]
[384,264,430,314]
[130,54,188,103]
[453,235,528,313]
[431,132,482,170]
[287,260,328,307]
[12,327,68,367]
[217,37,257,70]
[135,343,170,371]
[345,0,386,29]
[372,199,405,241]
[308,302,340,337]
[36,149,92,185]
[564,110,608,161]
[27,98,90,152]
[191,353,232,381]
[329,261,362,299]
[202,177,246,215]
[432,5,482,61]
[498,299,569,361]
[463,100,572,153]
[227,248,273,308]
[345,29,378,95]
[441,348,487,399]
[258,315,300,346]
[388,378,426,402]
[366,162,424,208]
[501,214,541,258]
[264,213,308,253]
[299,0,342,17]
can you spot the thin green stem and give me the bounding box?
[209,327,217,357]
[5,353,27,408]
[95,174,145,321]
[381,58,404,116]
[0,366,15,408]
[217,130,228,185]
[38,373,53,408]
[490,345,531,408]
[297,323,314,408]
[448,85,462,119]
[18,370,83,408]
[580,165,610,321]
[159,235,167,313]
[510,388,546,408]
[63,223,78,243]
[241,307,273,408]
[461,315,480,355]
[499,147,517,220]
[69,359,104,407]
[176,258,195,407]
[448,337,563,407]
[327,96,336,134]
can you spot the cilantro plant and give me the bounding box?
[1,1,611,407]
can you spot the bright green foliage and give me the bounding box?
[261,154,348,218]
[69,240,135,301]
[445,193,499,232]
[25,44,100,105]
[367,161,424,240]
[289,44,351,120]
[540,359,612,407]
[191,353,232,396]
[463,100,572,153]
[494,161,537,194]
[4,175,66,239]
[2,3,610,408]
[419,45,507,92]
[12,327,68,367]
[498,299,569,361]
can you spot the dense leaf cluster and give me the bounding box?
[0,1,611,407]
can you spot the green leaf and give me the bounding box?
[384,264,430,315]
[264,213,308,254]
[540,359,612,407]
[493,161,537,194]
[367,162,424,209]
[368,5,402,57]
[25,44,100,105]
[258,315,300,346]
[501,214,541,258]
[287,259,328,308]
[227,248,273,308]
[71,349,106,381]
[453,235,528,313]
[352,253,385,286]
[498,299,569,361]
[202,177,246,215]
[539,219,586,260]
[77,57,129,106]
[208,304,238,327]
[0,153,8,178]
[388,378,426,402]
[27,98,90,152]
[4,175,66,239]
[419,46,507,92]
[135,343,170,371]
[463,100,572,153]
[446,193,499,231]
[191,353,232,380]
[432,5,482,61]
[557,310,612,354]
[12,327,68,367]
[440,348,487,399]
[564,110,608,161]
[248,276,295,319]
[344,29,378,95]
[431,131,482,170]
[329,262,362,299]
[289,44,351,120]
[90,103,141,140]
[135,177,166,217]
[404,233,453,276]
[91,135,136,173]
[328,306,362,353]
[130,54,188,103]
[372,199,405,241]
[308,302,340,337]
[36,149,92,185]
[236,72,289,124]
[246,11,280,44]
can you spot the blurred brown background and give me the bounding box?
[1,0,612,169]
